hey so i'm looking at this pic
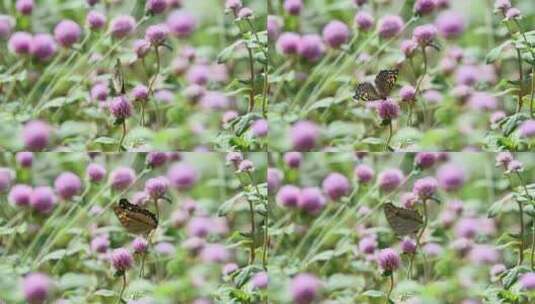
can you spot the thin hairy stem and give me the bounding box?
[118,120,127,151]
[386,274,394,303]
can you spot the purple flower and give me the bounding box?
[359,237,377,254]
[468,245,499,265]
[199,91,229,110]
[16,152,33,167]
[291,273,322,304]
[284,0,303,16]
[507,160,523,172]
[30,186,56,214]
[0,15,13,39]
[54,20,81,48]
[54,172,82,200]
[505,8,520,19]
[9,184,32,206]
[146,152,167,167]
[284,152,302,168]
[133,39,151,58]
[251,119,268,137]
[276,185,300,208]
[401,237,417,254]
[144,176,169,199]
[226,152,243,168]
[400,39,418,57]
[145,24,169,45]
[455,65,480,86]
[376,99,400,120]
[423,243,443,256]
[109,95,133,119]
[355,164,374,183]
[223,263,239,275]
[267,168,283,193]
[109,15,136,38]
[436,163,465,191]
[435,10,465,38]
[90,83,108,102]
[298,34,325,62]
[377,248,400,272]
[494,0,511,11]
[30,34,57,61]
[468,92,497,111]
[290,120,319,151]
[111,248,133,271]
[401,192,418,208]
[238,159,254,172]
[109,167,136,190]
[91,235,109,253]
[267,15,281,40]
[9,31,32,55]
[187,64,210,85]
[200,243,230,263]
[87,163,106,182]
[415,152,436,169]
[378,168,404,192]
[225,0,242,12]
[455,218,479,239]
[22,272,52,304]
[414,0,436,15]
[171,209,189,228]
[238,7,253,19]
[490,111,506,124]
[276,32,300,55]
[132,237,149,253]
[495,152,513,168]
[400,85,416,102]
[252,272,268,289]
[322,173,350,201]
[87,11,106,30]
[131,84,149,103]
[519,120,535,138]
[23,120,51,151]
[412,176,438,198]
[146,0,167,14]
[16,0,34,15]
[412,24,437,46]
[298,187,326,214]
[423,90,443,104]
[167,163,199,190]
[377,15,404,38]
[519,272,535,290]
[354,11,374,31]
[322,20,350,49]
[167,10,197,38]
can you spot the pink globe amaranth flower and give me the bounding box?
[267,168,283,193]
[276,32,300,55]
[359,237,377,254]
[200,243,229,263]
[109,95,133,119]
[355,164,374,183]
[167,10,197,38]
[520,272,535,290]
[9,184,32,206]
[377,15,404,38]
[284,0,303,16]
[187,217,212,238]
[455,65,480,86]
[423,242,443,256]
[145,176,169,199]
[284,152,302,168]
[455,218,479,239]
[252,272,268,289]
[132,236,149,253]
[132,39,151,58]
[251,119,268,137]
[322,20,350,49]
[226,152,243,168]
[376,99,400,120]
[291,273,321,304]
[131,191,149,206]
[355,11,374,31]
[322,173,350,201]
[23,120,51,151]
[111,248,133,271]
[490,111,506,124]
[187,64,210,85]
[167,162,199,190]
[16,151,33,167]
[87,163,106,182]
[267,15,281,40]
[0,168,12,192]
[291,120,320,151]
[490,264,506,280]
[468,92,497,111]
[298,187,326,214]
[505,7,520,19]
[30,186,56,214]
[223,263,239,276]
[378,248,400,272]
[109,15,136,38]
[171,209,189,228]
[468,245,499,265]
[146,152,167,167]
[378,168,404,192]
[131,84,149,103]
[440,57,456,74]
[171,56,189,75]
[225,0,242,12]
[435,10,465,39]
[423,90,443,104]
[507,160,523,172]
[222,110,238,124]
[238,159,254,172]
[276,184,300,208]
[146,0,167,14]
[494,0,511,12]
[437,163,465,191]
[16,0,34,15]
[90,83,108,102]
[30,33,57,61]
[400,192,418,208]
[450,237,472,256]
[145,23,169,45]
[109,167,136,190]
[154,89,174,104]
[495,152,513,169]
[415,152,436,169]
[87,10,106,30]
[8,31,32,55]
[22,272,52,304]
[400,39,418,57]
[414,0,436,15]
[91,235,109,253]
[298,34,325,62]
[0,15,13,39]
[519,120,535,138]
[155,241,176,255]
[412,176,438,199]
[452,84,472,102]
[401,237,417,253]
[412,24,437,46]
[54,20,81,48]
[54,172,82,200]
[238,7,253,19]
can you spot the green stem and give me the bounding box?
[515,48,524,113]
[118,120,126,151]
[247,47,256,112]
[385,122,393,151]
[386,274,394,303]
[117,273,126,304]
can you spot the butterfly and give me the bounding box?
[353,69,399,102]
[383,202,423,236]
[113,198,158,234]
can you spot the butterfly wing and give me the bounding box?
[113,199,158,234]
[375,69,399,98]
[384,203,423,236]
[353,82,380,102]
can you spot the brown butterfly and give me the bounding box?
[113,198,158,234]
[383,202,423,236]
[353,69,399,102]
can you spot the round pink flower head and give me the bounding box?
[414,0,436,15]
[0,168,13,192]
[199,91,229,110]
[468,92,497,111]
[87,11,106,30]
[144,176,169,199]
[146,151,168,168]
[145,23,169,45]
[291,273,322,304]
[359,237,377,254]
[378,168,404,192]
[167,10,197,38]
[146,0,167,14]
[290,120,320,151]
[251,119,268,137]
[276,184,300,208]
[54,172,82,200]
[415,152,436,169]
[0,15,13,39]
[412,24,437,46]
[298,34,325,62]
[519,272,535,290]
[468,244,499,265]
[276,32,300,55]
[322,20,350,49]
[200,243,230,263]
[355,11,374,31]
[109,167,136,190]
[284,0,303,16]
[298,187,326,214]
[87,163,106,182]
[9,184,32,206]
[223,263,239,276]
[505,8,520,20]
[54,20,81,48]
[377,99,400,120]
[455,218,479,239]
[494,0,511,12]
[9,31,32,55]
[519,120,535,138]
[355,164,374,183]
[132,236,149,253]
[267,168,283,193]
[437,163,465,191]
[167,162,199,190]
[284,152,302,168]
[30,186,56,214]
[225,0,242,13]
[222,110,238,124]
[23,272,52,304]
[378,15,404,39]
[267,15,281,40]
[109,15,136,38]
[16,151,33,167]
[109,95,133,119]
[507,160,523,173]
[490,111,506,124]
[435,10,465,39]
[187,216,213,238]
[238,159,255,172]
[495,152,513,169]
[23,120,51,151]
[238,7,253,19]
[401,237,417,254]
[401,192,418,208]
[91,235,109,253]
[226,152,243,169]
[455,65,480,86]
[111,248,133,271]
[90,83,108,102]
[131,84,149,103]
[412,176,438,199]
[31,34,57,61]
[400,39,418,57]
[187,64,210,85]
[378,248,400,273]
[322,173,350,201]
[252,271,268,289]
[16,0,34,15]
[132,39,151,58]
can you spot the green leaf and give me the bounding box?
[217,39,244,64]
[486,40,511,63]
[40,249,67,262]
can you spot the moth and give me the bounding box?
[353,69,399,102]
[383,202,423,236]
[113,198,158,234]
